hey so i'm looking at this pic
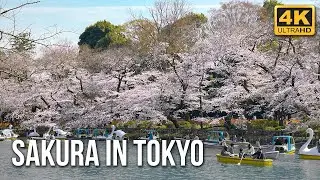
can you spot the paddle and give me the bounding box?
[237,153,244,165]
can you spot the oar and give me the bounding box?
[238,153,244,165]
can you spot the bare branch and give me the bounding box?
[0,30,48,47]
[40,95,50,108]
[0,1,40,15]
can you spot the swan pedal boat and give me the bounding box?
[92,126,127,141]
[298,128,320,160]
[216,154,273,166]
[1,129,19,140]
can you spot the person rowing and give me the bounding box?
[252,147,265,159]
[228,143,235,154]
[239,148,245,158]
[246,143,255,156]
[221,145,232,156]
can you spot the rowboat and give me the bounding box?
[264,151,280,160]
[236,142,279,160]
[216,154,273,166]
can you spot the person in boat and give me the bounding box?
[240,136,246,142]
[239,148,245,158]
[218,132,223,142]
[232,135,237,142]
[228,143,235,154]
[275,138,282,145]
[221,145,232,156]
[246,143,255,155]
[252,147,264,159]
[148,132,153,140]
[185,135,190,140]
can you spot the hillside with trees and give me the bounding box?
[0,0,319,129]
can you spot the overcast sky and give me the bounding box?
[0,0,316,45]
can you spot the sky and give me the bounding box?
[0,0,317,45]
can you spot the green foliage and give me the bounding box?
[161,12,208,54]
[262,0,283,19]
[79,26,106,48]
[258,40,279,52]
[178,120,203,129]
[264,126,276,131]
[108,26,128,46]
[137,121,154,129]
[249,119,279,130]
[123,120,137,128]
[163,121,175,128]
[178,121,192,129]
[10,32,35,52]
[176,12,208,26]
[78,20,129,49]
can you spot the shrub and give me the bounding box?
[178,121,192,129]
[123,120,136,128]
[249,119,279,130]
[265,127,276,131]
[164,121,175,128]
[137,121,154,129]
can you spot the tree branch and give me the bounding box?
[40,95,50,108]
[0,1,40,15]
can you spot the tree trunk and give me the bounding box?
[167,114,179,128]
[318,63,320,81]
[116,75,124,93]
[76,76,83,92]
[179,84,188,109]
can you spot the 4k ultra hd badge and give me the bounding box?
[274,5,315,36]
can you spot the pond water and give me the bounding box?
[0,140,319,180]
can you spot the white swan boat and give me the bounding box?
[298,128,320,160]
[30,126,71,140]
[92,125,127,140]
[1,125,19,140]
[52,127,72,139]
